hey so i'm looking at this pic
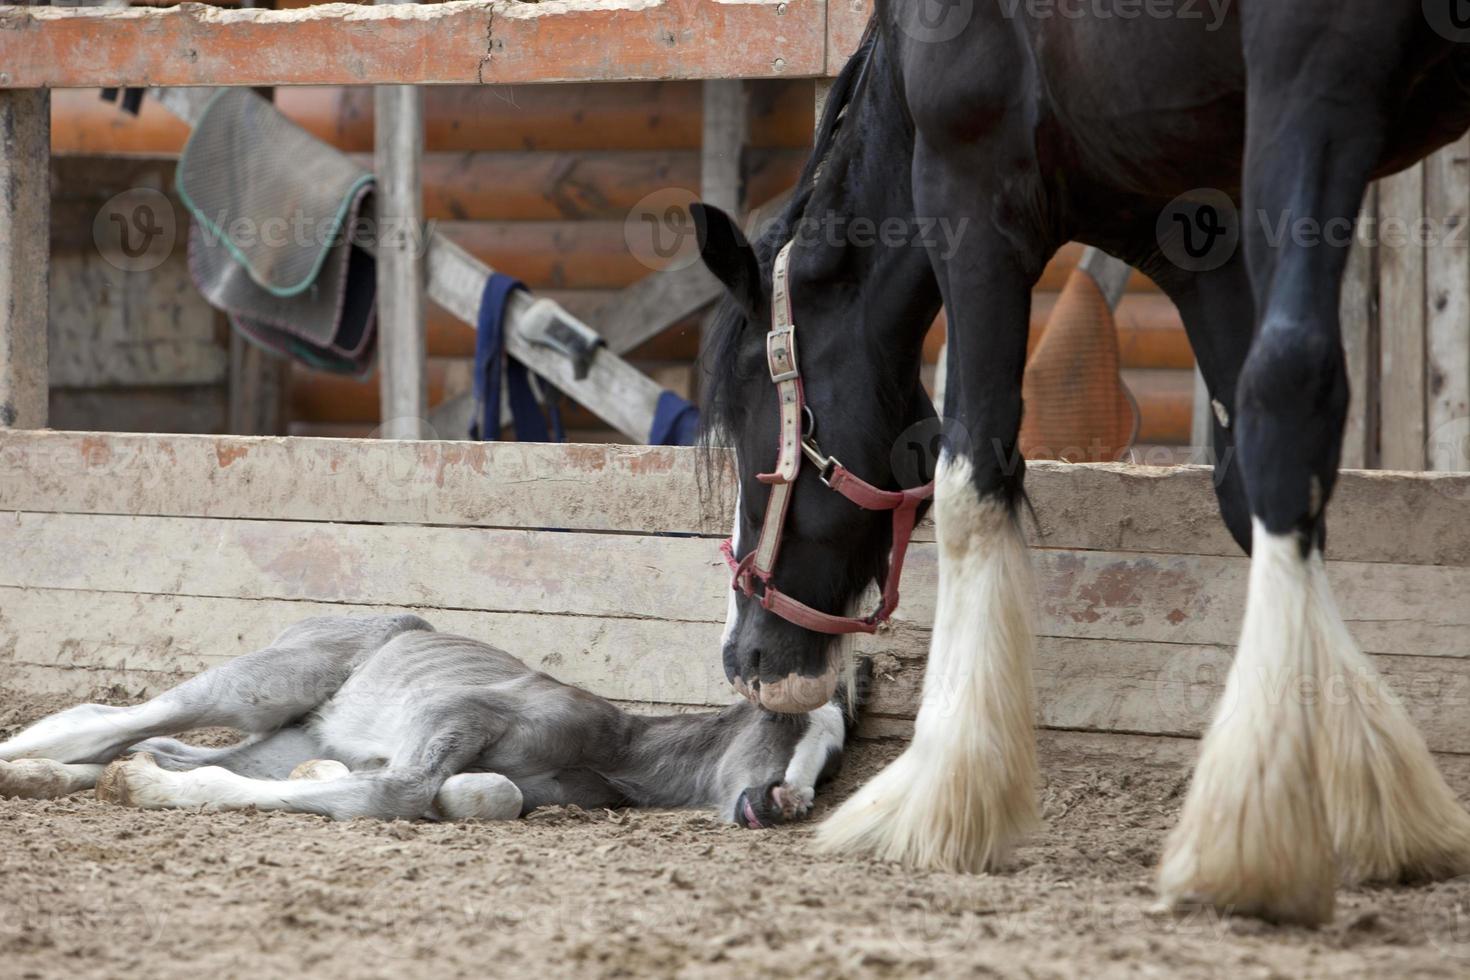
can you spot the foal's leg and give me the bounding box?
[1158,5,1470,925]
[0,615,428,768]
[818,126,1050,870]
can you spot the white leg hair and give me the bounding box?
[816,455,1038,871]
[1310,549,1470,884]
[1158,521,1470,925]
[97,753,522,822]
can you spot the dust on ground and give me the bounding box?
[4,688,1470,979]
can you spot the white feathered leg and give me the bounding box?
[1307,552,1470,886]
[816,455,1038,872]
[1159,522,1470,925]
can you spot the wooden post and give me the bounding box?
[1424,135,1470,471]
[1339,188,1380,469]
[0,87,50,430]
[1377,165,1427,471]
[701,81,747,216]
[374,76,428,440]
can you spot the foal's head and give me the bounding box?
[695,29,941,713]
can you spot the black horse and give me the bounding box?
[695,1,1470,925]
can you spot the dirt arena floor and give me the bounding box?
[5,688,1470,979]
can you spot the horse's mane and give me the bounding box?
[698,19,880,457]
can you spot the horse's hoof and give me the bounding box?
[96,753,161,807]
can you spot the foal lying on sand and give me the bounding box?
[0,615,854,827]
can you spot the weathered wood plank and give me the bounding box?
[825,0,870,76]
[1339,189,1379,469]
[0,431,733,535]
[3,431,1470,565]
[48,386,228,435]
[2,511,1465,660]
[4,586,1466,753]
[0,88,49,429]
[0,0,827,88]
[49,250,228,389]
[1378,164,1428,471]
[0,588,734,709]
[1424,136,1470,472]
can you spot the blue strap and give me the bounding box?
[472,273,565,443]
[649,390,700,446]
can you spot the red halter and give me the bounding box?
[721,241,935,636]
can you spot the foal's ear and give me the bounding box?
[690,202,762,316]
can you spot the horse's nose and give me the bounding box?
[724,643,838,714]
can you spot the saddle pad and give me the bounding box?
[178,89,379,374]
[177,88,374,299]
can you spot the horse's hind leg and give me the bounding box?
[818,110,1050,870]
[1158,6,1470,925]
[0,615,429,768]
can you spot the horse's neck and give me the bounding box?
[809,34,941,355]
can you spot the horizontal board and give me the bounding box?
[4,587,1466,754]
[1,0,828,88]
[50,80,818,155]
[2,512,1466,659]
[0,588,734,710]
[3,432,1468,566]
[0,432,732,536]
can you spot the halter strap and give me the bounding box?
[723,241,934,635]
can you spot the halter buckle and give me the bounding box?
[766,327,799,383]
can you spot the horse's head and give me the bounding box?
[694,196,939,713]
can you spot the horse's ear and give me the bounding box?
[691,202,761,315]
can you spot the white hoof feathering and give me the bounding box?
[435,772,523,821]
[1306,550,1470,885]
[1158,522,1470,926]
[816,456,1038,872]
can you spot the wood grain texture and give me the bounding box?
[1378,164,1428,471]
[0,88,49,429]
[2,431,1468,564]
[1424,136,1470,472]
[0,0,826,88]
[1340,189,1379,469]
[0,511,1464,659]
[2,585,1465,753]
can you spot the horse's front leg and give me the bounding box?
[817,137,1053,872]
[1158,2,1470,925]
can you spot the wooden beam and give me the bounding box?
[1378,164,1428,470]
[0,0,827,89]
[1424,136,1470,471]
[0,88,49,429]
[374,76,429,440]
[1340,187,1379,469]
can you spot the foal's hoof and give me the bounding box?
[96,753,161,807]
[0,759,76,799]
[735,781,814,829]
[289,759,350,781]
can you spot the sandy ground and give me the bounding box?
[4,689,1470,980]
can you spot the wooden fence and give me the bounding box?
[2,430,1467,751]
